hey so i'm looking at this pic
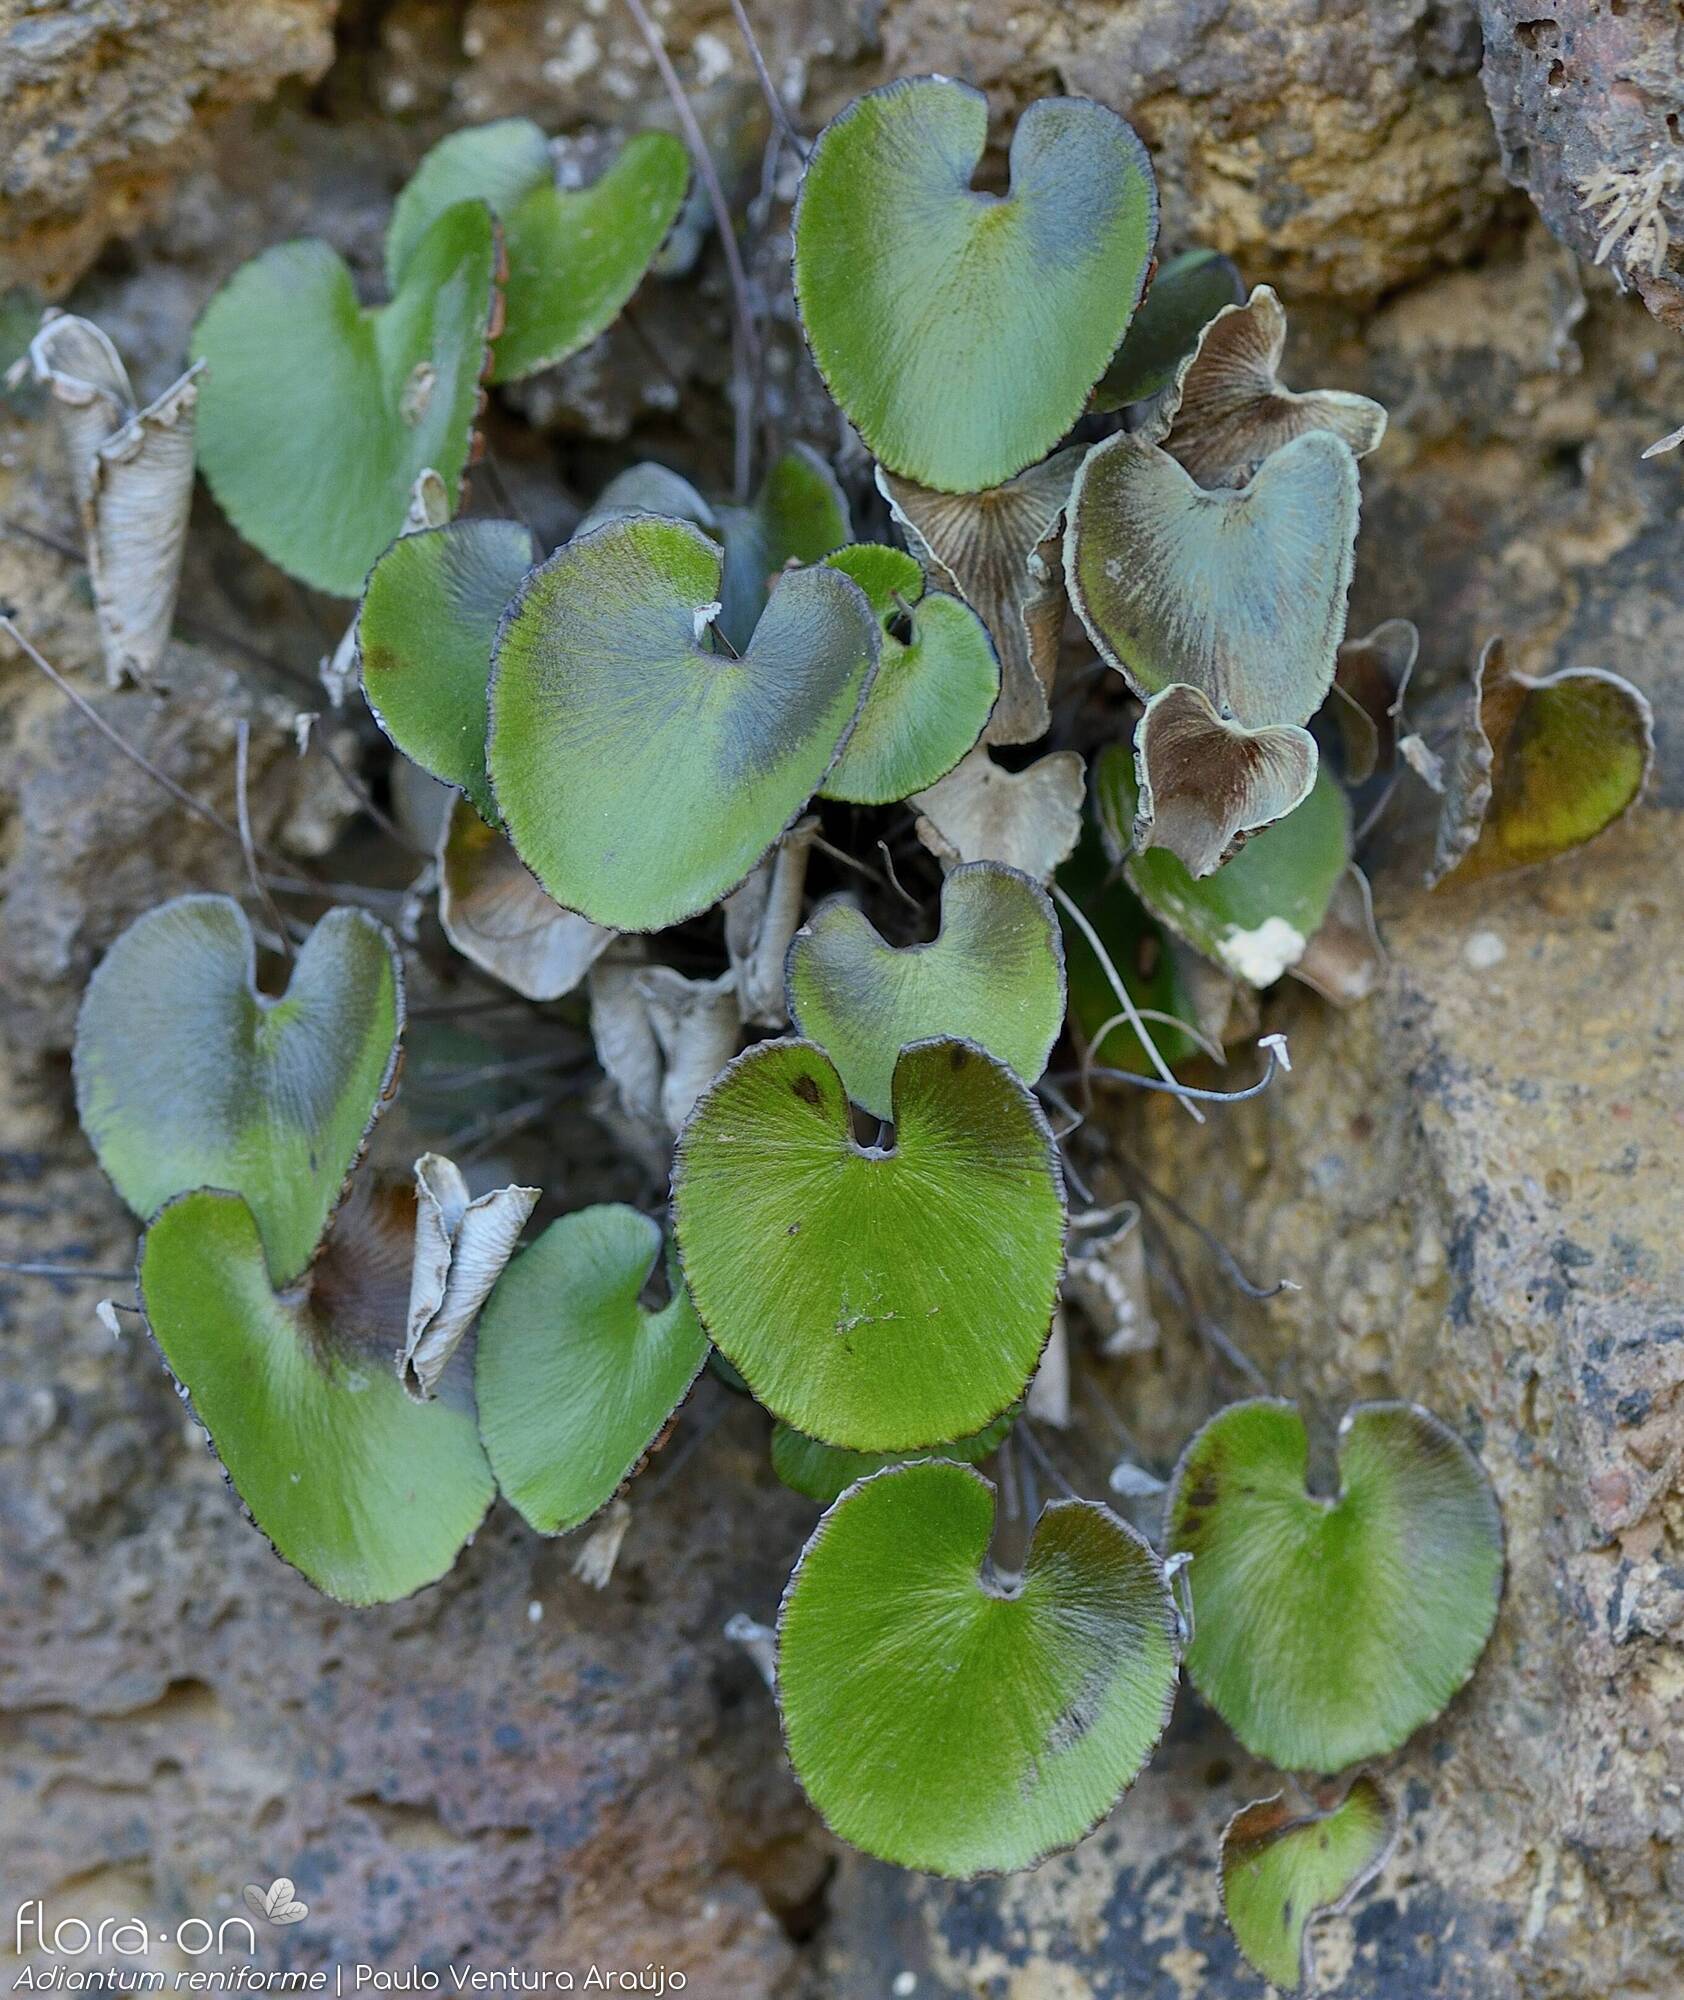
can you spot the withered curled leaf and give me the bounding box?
[1429,637,1653,887]
[18,310,200,687]
[1149,284,1387,489]
[877,448,1083,746]
[401,1153,539,1402]
[438,793,615,1002]
[912,746,1087,884]
[1133,683,1319,879]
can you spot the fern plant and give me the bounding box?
[58,62,1658,1991]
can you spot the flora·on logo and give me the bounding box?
[242,1881,309,1928]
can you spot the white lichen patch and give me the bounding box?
[1215,916,1306,986]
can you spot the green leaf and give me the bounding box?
[1097,744,1350,988]
[672,1038,1065,1451]
[1152,283,1387,490]
[1132,682,1319,879]
[388,121,689,385]
[1066,431,1360,728]
[475,1204,708,1535]
[139,1189,493,1604]
[75,897,402,1287]
[1431,639,1653,887]
[488,514,879,931]
[578,450,850,658]
[359,518,536,824]
[192,200,500,597]
[1221,1777,1398,1994]
[816,545,999,800]
[1092,247,1245,411]
[786,861,1065,1121]
[1165,1399,1503,1772]
[777,1461,1179,1874]
[793,79,1157,493]
[770,1407,1016,1506]
[716,445,852,654]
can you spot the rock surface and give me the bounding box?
[1480,0,1684,332]
[1,5,1683,1998]
[0,0,339,295]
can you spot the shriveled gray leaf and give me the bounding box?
[912,746,1086,883]
[1065,1204,1157,1359]
[722,816,818,1028]
[1025,1311,1071,1428]
[1330,618,1418,784]
[1291,864,1386,1006]
[438,792,615,1002]
[587,950,739,1143]
[572,1494,633,1589]
[1150,284,1387,489]
[1425,639,1499,887]
[21,310,199,687]
[587,948,668,1168]
[877,448,1082,746]
[1134,683,1319,879]
[639,965,741,1131]
[401,1152,539,1402]
[576,460,716,538]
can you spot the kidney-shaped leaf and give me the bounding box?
[786,861,1065,1121]
[1221,1777,1398,1994]
[488,514,879,931]
[1165,1398,1503,1773]
[673,1038,1065,1451]
[1132,682,1319,879]
[1431,638,1653,887]
[360,518,537,823]
[1154,284,1387,489]
[1098,745,1349,988]
[778,1461,1179,1874]
[75,897,402,1287]
[819,544,1000,801]
[770,1407,1016,1507]
[388,120,689,384]
[140,1189,493,1603]
[794,78,1156,493]
[192,201,500,597]
[1067,431,1360,728]
[475,1204,708,1536]
[1092,247,1245,412]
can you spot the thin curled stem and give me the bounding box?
[1049,881,1201,1123]
[1059,1034,1291,1108]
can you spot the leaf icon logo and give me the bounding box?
[242,1878,309,1925]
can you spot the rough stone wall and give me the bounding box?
[0,0,340,294]
[1,4,1682,1997]
[1480,0,1684,331]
